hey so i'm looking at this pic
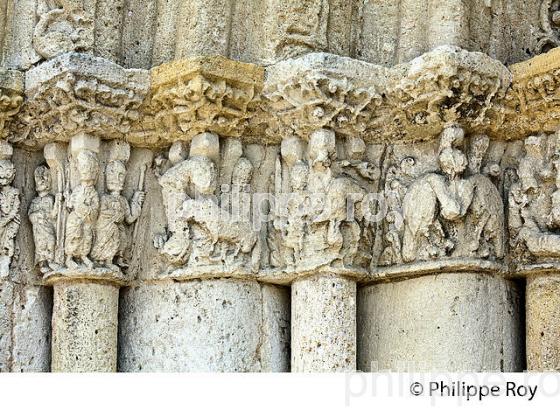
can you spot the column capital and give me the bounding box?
[136,56,264,147]
[263,52,386,142]
[14,53,149,148]
[504,47,560,140]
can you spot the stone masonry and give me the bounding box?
[1,0,560,372]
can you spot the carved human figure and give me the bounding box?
[157,142,192,264]
[182,156,258,271]
[91,160,145,269]
[64,150,99,269]
[379,157,415,266]
[33,0,94,59]
[282,161,310,268]
[0,150,20,276]
[28,165,59,273]
[508,134,560,258]
[230,157,254,223]
[303,129,342,266]
[457,134,504,259]
[401,126,504,263]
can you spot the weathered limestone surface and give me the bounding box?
[358,274,523,372]
[526,274,560,371]
[51,281,119,372]
[0,0,544,69]
[0,282,52,372]
[292,275,356,372]
[118,280,290,372]
[3,1,560,374]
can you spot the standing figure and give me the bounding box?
[91,160,145,269]
[0,147,20,276]
[29,165,59,273]
[64,150,99,269]
[283,161,310,268]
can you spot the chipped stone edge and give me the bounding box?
[10,46,560,149]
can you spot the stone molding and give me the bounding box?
[4,47,560,148]
[136,56,264,147]
[12,53,149,148]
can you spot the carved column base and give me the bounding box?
[358,273,523,372]
[47,269,125,372]
[118,278,290,372]
[526,274,560,371]
[291,274,356,372]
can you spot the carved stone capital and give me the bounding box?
[385,46,512,142]
[136,56,263,147]
[263,53,387,142]
[504,48,560,140]
[263,47,511,144]
[0,69,24,139]
[13,53,149,148]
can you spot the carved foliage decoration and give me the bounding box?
[264,71,383,140]
[142,57,264,145]
[13,53,149,148]
[505,48,560,139]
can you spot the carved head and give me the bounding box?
[399,157,416,177]
[106,160,126,192]
[76,150,98,185]
[510,183,528,207]
[281,137,304,168]
[0,160,15,187]
[290,161,309,192]
[346,137,366,161]
[34,165,51,193]
[308,129,336,169]
[438,126,467,178]
[232,157,254,186]
[189,156,217,196]
[168,141,188,165]
[439,148,467,178]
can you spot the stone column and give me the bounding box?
[358,273,522,372]
[119,279,290,372]
[48,276,121,372]
[117,59,290,372]
[44,134,125,372]
[357,125,524,372]
[292,274,356,372]
[526,274,560,371]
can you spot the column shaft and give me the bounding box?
[358,273,523,372]
[51,281,119,372]
[526,274,560,371]
[292,274,356,372]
